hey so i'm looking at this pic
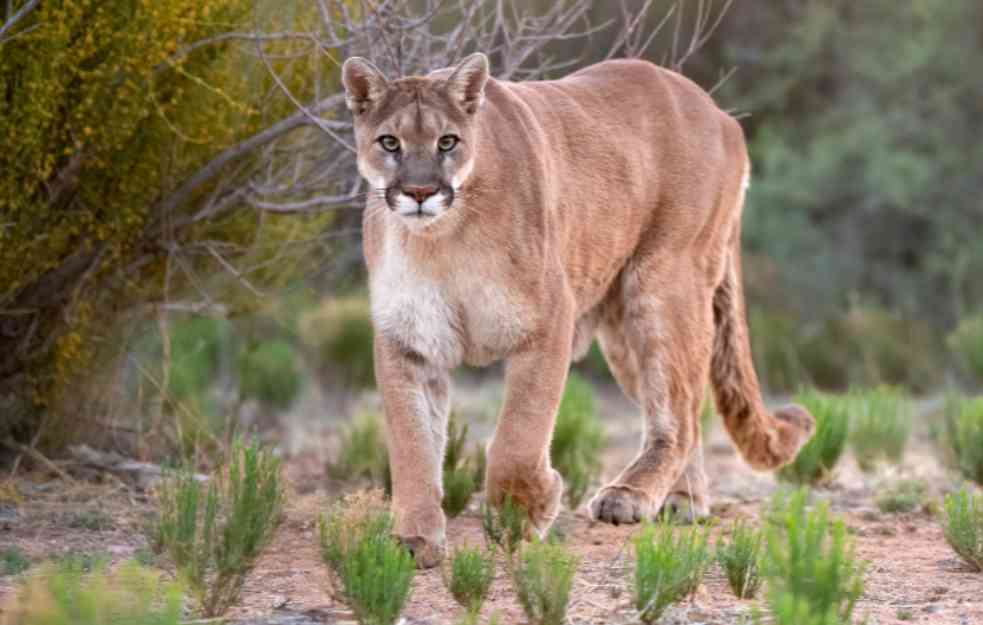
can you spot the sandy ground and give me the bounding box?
[1,381,981,624]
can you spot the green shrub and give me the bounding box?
[318,490,393,578]
[153,438,284,616]
[762,489,865,624]
[749,310,808,394]
[446,545,496,612]
[632,520,713,623]
[318,490,414,625]
[778,389,849,485]
[481,497,528,558]
[443,469,477,519]
[716,518,764,599]
[2,558,183,625]
[442,415,481,518]
[1,546,30,576]
[848,386,911,472]
[550,373,605,508]
[300,296,375,390]
[511,541,578,625]
[798,308,942,393]
[948,316,983,386]
[876,479,927,514]
[941,396,983,485]
[327,413,391,491]
[237,340,302,410]
[162,317,231,401]
[941,486,983,571]
[750,308,943,394]
[0,0,327,450]
[127,315,232,457]
[339,533,415,625]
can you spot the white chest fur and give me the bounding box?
[369,234,526,368]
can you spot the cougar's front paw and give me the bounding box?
[589,484,656,525]
[397,533,446,569]
[393,505,446,568]
[486,467,564,538]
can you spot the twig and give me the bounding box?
[0,0,39,45]
[1,437,76,484]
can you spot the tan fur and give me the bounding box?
[342,53,814,567]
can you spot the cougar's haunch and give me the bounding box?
[342,53,814,567]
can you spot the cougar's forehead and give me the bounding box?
[365,78,467,137]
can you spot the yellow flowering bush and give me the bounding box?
[0,0,340,444]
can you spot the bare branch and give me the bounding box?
[0,0,38,46]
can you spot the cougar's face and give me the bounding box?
[342,54,489,225]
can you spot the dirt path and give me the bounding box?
[2,393,982,624]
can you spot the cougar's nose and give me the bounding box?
[402,184,439,204]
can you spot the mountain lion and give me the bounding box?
[341,53,814,567]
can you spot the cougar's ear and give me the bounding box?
[341,57,388,115]
[445,52,489,114]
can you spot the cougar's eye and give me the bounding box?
[378,135,400,152]
[437,134,459,152]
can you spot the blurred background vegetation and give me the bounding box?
[1,0,981,459]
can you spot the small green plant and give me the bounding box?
[339,532,416,625]
[550,373,605,508]
[442,415,481,518]
[633,519,713,623]
[941,486,983,571]
[237,339,303,410]
[948,315,983,385]
[2,558,183,625]
[318,490,415,625]
[443,469,477,518]
[941,396,983,485]
[511,540,578,625]
[848,386,911,471]
[153,438,284,616]
[716,518,764,599]
[897,608,914,621]
[327,413,391,491]
[481,497,528,558]
[446,545,496,612]
[761,489,865,624]
[318,490,392,578]
[777,389,850,485]
[876,479,927,514]
[1,546,30,576]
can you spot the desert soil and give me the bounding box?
[1,381,981,625]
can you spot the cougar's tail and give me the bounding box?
[710,213,814,471]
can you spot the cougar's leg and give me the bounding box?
[485,294,575,536]
[589,259,714,525]
[596,291,642,404]
[375,337,450,568]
